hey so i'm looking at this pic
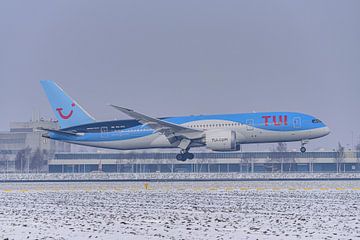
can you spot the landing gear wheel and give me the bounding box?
[176,154,186,161]
[186,153,194,160]
[300,146,306,153]
[176,152,194,161]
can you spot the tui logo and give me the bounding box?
[262,115,288,126]
[56,103,75,120]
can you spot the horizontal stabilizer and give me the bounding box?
[37,127,80,136]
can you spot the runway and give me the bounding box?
[1,181,360,239]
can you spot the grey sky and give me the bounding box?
[0,1,359,150]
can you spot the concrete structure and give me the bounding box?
[49,151,360,173]
[0,119,71,172]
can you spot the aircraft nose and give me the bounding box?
[323,126,331,136]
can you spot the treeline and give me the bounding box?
[15,148,49,173]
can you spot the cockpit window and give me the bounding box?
[312,119,322,123]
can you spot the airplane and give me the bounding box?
[40,80,330,161]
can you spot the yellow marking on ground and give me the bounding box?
[288,188,296,191]
[239,187,249,191]
[3,190,12,193]
[225,187,234,191]
[19,189,28,193]
[335,187,345,191]
[352,188,360,191]
[319,188,329,191]
[256,188,265,191]
[303,188,312,191]
[209,187,218,191]
[272,188,281,191]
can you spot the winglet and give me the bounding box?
[109,104,133,113]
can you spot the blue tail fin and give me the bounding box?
[40,80,95,129]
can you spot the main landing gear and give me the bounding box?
[176,150,194,161]
[300,140,309,153]
[176,139,194,161]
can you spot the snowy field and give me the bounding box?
[1,181,360,240]
[3,172,360,181]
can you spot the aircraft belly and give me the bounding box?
[238,128,312,143]
[70,133,175,150]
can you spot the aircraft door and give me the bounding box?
[246,119,254,131]
[293,117,301,129]
[101,126,108,138]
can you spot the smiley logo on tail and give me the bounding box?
[56,103,75,120]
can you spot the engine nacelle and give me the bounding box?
[205,130,239,151]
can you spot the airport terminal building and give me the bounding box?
[0,119,71,172]
[49,151,360,174]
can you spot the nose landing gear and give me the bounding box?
[300,140,309,153]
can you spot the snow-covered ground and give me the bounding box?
[1,181,360,240]
[3,172,360,181]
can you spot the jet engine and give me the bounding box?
[205,130,239,151]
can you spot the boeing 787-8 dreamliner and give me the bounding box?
[40,80,330,161]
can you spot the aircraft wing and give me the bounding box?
[109,105,203,141]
